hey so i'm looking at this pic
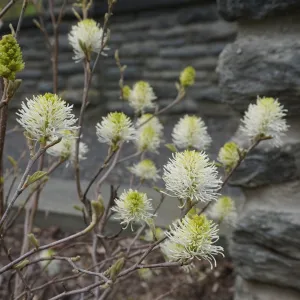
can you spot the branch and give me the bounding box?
[15,0,28,39]
[0,212,97,274]
[0,0,16,19]
[0,138,62,230]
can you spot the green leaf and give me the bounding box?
[26,171,48,186]
[7,155,17,168]
[152,186,161,193]
[73,205,83,212]
[165,143,177,153]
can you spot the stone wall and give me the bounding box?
[217,1,300,300]
[1,0,236,114]
[1,0,242,185]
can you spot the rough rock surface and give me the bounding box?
[230,210,300,291]
[0,1,236,114]
[229,143,300,188]
[235,276,300,300]
[217,0,300,21]
[217,37,300,115]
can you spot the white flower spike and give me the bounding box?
[130,159,160,181]
[111,189,154,230]
[128,81,156,113]
[135,114,163,153]
[172,115,211,150]
[163,150,221,203]
[16,93,78,142]
[68,19,108,62]
[240,96,288,147]
[96,112,136,146]
[161,214,223,268]
[47,132,88,165]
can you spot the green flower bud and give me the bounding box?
[0,34,24,81]
[180,66,196,87]
[122,85,131,100]
[28,233,40,249]
[217,142,240,171]
[105,257,125,281]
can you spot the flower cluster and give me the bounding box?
[0,34,24,81]
[240,96,288,147]
[130,159,159,181]
[96,112,136,146]
[47,132,88,164]
[163,150,221,203]
[111,189,154,229]
[135,114,163,153]
[172,115,211,150]
[208,196,237,225]
[16,93,78,142]
[68,19,108,61]
[161,214,223,267]
[127,81,157,113]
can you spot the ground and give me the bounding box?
[0,224,235,300]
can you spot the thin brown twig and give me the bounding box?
[15,0,28,39]
[75,59,91,201]
[0,0,16,19]
[0,238,33,298]
[0,80,9,218]
[0,212,97,274]
[0,138,62,230]
[82,148,116,204]
[52,256,110,283]
[4,158,64,234]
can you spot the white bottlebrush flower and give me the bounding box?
[130,159,160,181]
[128,81,156,113]
[163,150,221,203]
[16,93,78,142]
[217,142,240,170]
[96,112,136,146]
[111,189,154,229]
[172,115,211,150]
[240,96,288,147]
[68,19,108,62]
[47,132,88,164]
[135,114,163,153]
[161,214,223,268]
[208,196,237,226]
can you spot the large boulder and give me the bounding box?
[217,0,300,21]
[235,276,300,300]
[230,209,300,290]
[217,37,300,115]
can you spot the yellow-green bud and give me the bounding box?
[71,255,81,262]
[122,85,131,100]
[13,259,29,270]
[91,198,105,221]
[217,142,240,171]
[0,34,24,81]
[180,66,196,87]
[7,79,22,98]
[105,257,125,281]
[28,233,39,249]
